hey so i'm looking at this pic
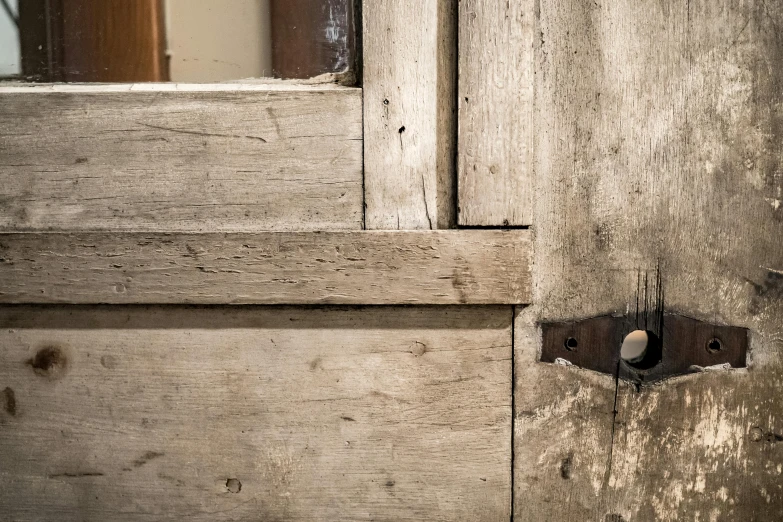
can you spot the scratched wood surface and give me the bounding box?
[458,0,534,226]
[0,230,532,305]
[0,306,512,521]
[363,0,457,229]
[0,84,362,232]
[513,306,617,521]
[507,0,783,519]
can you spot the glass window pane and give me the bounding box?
[1,0,356,83]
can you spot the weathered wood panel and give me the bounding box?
[513,306,616,521]
[0,84,362,231]
[0,230,532,304]
[514,0,783,519]
[363,0,457,229]
[0,306,512,521]
[607,369,783,521]
[458,0,534,226]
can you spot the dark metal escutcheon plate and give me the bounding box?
[540,314,748,384]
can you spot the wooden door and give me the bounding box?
[0,2,523,521]
[2,0,781,520]
[460,0,783,520]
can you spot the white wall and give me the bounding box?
[165,0,272,82]
[0,0,20,76]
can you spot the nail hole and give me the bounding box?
[564,337,578,351]
[226,478,241,493]
[27,345,68,380]
[383,99,389,105]
[707,338,723,354]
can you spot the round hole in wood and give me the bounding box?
[621,330,661,370]
[564,337,578,351]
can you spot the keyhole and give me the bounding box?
[621,330,661,370]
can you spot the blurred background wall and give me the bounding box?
[164,0,272,82]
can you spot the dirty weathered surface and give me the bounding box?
[514,306,618,520]
[363,0,457,229]
[510,0,783,519]
[458,0,535,226]
[0,306,512,521]
[0,84,362,232]
[0,230,531,305]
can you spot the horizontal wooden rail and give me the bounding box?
[0,83,363,232]
[0,231,531,305]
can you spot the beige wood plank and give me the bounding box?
[363,0,457,229]
[0,306,512,521]
[458,0,534,226]
[0,84,362,232]
[0,230,531,304]
[515,0,783,519]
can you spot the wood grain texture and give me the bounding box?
[458,0,534,226]
[0,84,362,232]
[0,306,512,521]
[363,0,457,229]
[0,230,532,305]
[514,0,783,519]
[514,306,616,521]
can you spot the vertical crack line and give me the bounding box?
[644,271,650,331]
[451,0,460,229]
[353,0,363,86]
[361,90,366,230]
[656,260,665,347]
[635,270,641,329]
[422,174,433,230]
[603,358,621,509]
[609,359,621,462]
[510,305,516,522]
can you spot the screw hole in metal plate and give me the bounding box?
[707,338,723,354]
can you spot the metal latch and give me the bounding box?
[540,314,748,384]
